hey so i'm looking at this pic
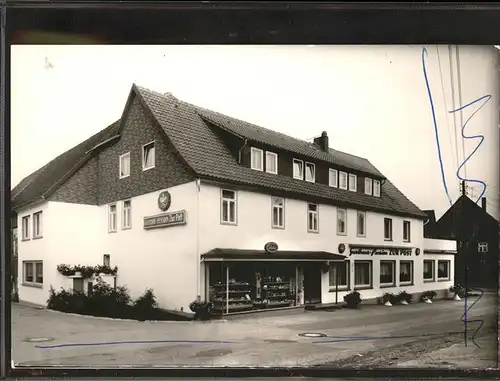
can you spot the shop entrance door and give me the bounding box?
[303,263,322,304]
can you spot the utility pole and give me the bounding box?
[460,180,468,346]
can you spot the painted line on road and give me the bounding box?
[36,339,235,349]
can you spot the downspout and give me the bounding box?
[238,139,248,164]
[196,178,201,301]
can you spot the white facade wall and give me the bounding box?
[422,238,456,293]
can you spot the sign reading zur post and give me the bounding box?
[144,210,186,230]
[349,245,413,257]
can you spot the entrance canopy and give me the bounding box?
[201,248,346,262]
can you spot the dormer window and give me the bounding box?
[348,174,357,192]
[329,169,338,187]
[339,171,348,190]
[305,162,315,182]
[250,147,264,171]
[293,159,304,180]
[373,180,381,197]
[365,178,373,195]
[265,151,278,174]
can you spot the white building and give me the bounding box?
[13,84,455,313]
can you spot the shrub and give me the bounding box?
[57,264,119,279]
[397,291,413,303]
[343,291,362,309]
[189,300,213,320]
[133,288,158,321]
[420,290,437,302]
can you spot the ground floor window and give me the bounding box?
[399,261,413,285]
[380,260,395,286]
[437,260,450,280]
[423,260,435,281]
[329,261,349,290]
[22,261,43,286]
[207,262,299,314]
[354,261,372,288]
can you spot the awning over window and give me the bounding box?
[201,248,347,262]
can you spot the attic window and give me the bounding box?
[293,159,304,180]
[365,178,373,195]
[348,174,357,192]
[250,147,264,171]
[339,171,348,190]
[305,162,315,183]
[142,141,155,170]
[373,180,381,197]
[265,151,278,174]
[119,152,131,179]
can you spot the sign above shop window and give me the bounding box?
[157,191,172,211]
[144,210,186,230]
[349,245,412,257]
[264,241,279,253]
[338,244,346,254]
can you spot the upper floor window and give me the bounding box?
[122,200,132,229]
[21,215,30,240]
[373,179,381,197]
[339,171,348,190]
[384,218,393,241]
[348,174,357,192]
[357,211,365,237]
[403,220,411,242]
[365,178,373,195]
[250,147,264,171]
[271,196,285,228]
[329,169,338,187]
[108,204,117,233]
[103,254,111,267]
[119,152,131,179]
[33,211,43,238]
[142,141,155,170]
[307,203,319,233]
[293,159,304,180]
[305,162,315,182]
[337,208,347,235]
[265,151,278,174]
[478,242,488,253]
[221,189,237,225]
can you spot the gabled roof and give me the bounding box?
[12,120,120,209]
[12,84,427,219]
[436,194,498,227]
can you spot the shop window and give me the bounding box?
[119,152,131,179]
[305,162,315,182]
[384,218,393,241]
[373,179,381,197]
[265,151,278,174]
[122,200,132,229]
[348,174,357,192]
[354,261,372,288]
[403,220,411,242]
[365,178,373,195]
[22,215,30,240]
[380,260,395,286]
[33,211,43,238]
[23,261,43,286]
[423,260,435,281]
[250,147,264,171]
[221,189,237,225]
[339,171,348,190]
[142,141,155,170]
[307,203,319,233]
[329,262,349,290]
[337,208,347,235]
[329,169,338,187]
[357,211,365,237]
[437,260,450,280]
[108,204,117,233]
[271,196,285,228]
[293,159,304,180]
[399,260,413,285]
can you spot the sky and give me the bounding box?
[11,45,500,220]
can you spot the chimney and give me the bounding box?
[482,197,487,212]
[313,131,329,152]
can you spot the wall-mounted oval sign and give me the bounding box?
[158,191,172,211]
[415,248,421,256]
[338,243,346,254]
[264,242,279,253]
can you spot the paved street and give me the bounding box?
[12,294,498,368]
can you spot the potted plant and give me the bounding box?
[343,291,362,309]
[420,290,437,303]
[189,300,213,321]
[449,285,465,300]
[397,291,412,305]
[382,292,395,307]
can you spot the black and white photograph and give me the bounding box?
[10,45,499,368]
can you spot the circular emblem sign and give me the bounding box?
[158,191,172,211]
[338,243,346,254]
[264,242,279,253]
[415,248,421,256]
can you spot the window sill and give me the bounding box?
[349,189,357,192]
[21,238,31,242]
[266,170,277,175]
[354,286,373,291]
[337,232,347,236]
[424,279,435,283]
[380,283,396,289]
[108,230,117,234]
[384,239,393,242]
[119,174,130,180]
[33,236,43,240]
[271,225,285,230]
[293,176,304,181]
[403,240,411,243]
[339,187,348,191]
[399,282,414,287]
[142,165,155,172]
[328,287,350,293]
[251,167,264,171]
[121,227,132,231]
[22,282,43,289]
[305,179,316,183]
[356,234,366,238]
[438,278,451,282]
[307,230,319,234]
[221,222,238,226]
